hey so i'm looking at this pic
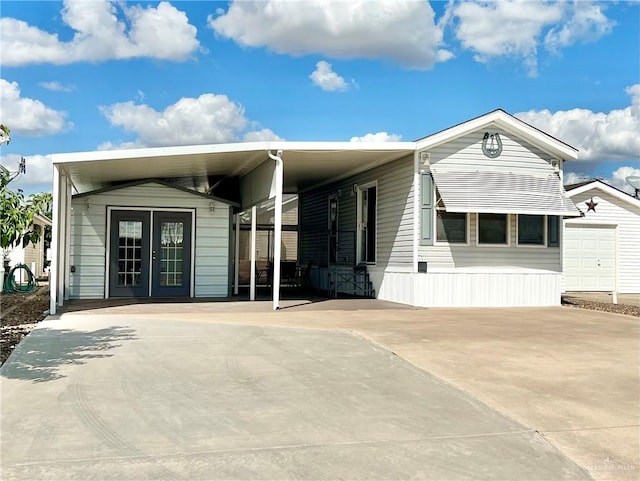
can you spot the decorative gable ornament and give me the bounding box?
[482,132,502,158]
[585,197,598,213]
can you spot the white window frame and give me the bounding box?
[476,213,511,247]
[356,180,378,265]
[434,209,470,246]
[516,214,547,248]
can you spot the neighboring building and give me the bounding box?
[564,180,640,294]
[5,213,51,279]
[48,109,580,314]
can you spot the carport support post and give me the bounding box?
[63,177,72,300]
[250,205,257,301]
[49,166,66,315]
[234,213,240,295]
[268,150,283,311]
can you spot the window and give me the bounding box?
[357,184,377,264]
[477,213,508,245]
[547,216,560,247]
[328,196,338,264]
[436,211,467,243]
[517,214,545,246]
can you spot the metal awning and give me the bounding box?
[430,168,581,216]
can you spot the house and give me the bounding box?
[48,109,581,314]
[4,212,51,279]
[563,179,640,295]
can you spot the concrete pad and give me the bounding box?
[62,303,639,481]
[1,316,589,480]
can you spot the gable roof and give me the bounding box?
[415,109,579,161]
[72,178,240,207]
[565,179,640,208]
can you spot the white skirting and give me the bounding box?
[369,269,561,307]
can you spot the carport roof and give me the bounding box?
[51,141,416,194]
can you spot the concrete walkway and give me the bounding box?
[2,301,638,480]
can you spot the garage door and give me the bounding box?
[564,224,616,291]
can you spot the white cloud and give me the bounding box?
[516,84,640,161]
[39,81,75,92]
[100,94,280,147]
[0,79,71,136]
[545,1,615,52]
[209,0,450,69]
[0,0,199,66]
[563,171,590,186]
[609,166,640,195]
[310,61,351,92]
[0,153,53,193]
[243,129,284,142]
[449,0,614,76]
[350,132,402,142]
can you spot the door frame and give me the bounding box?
[356,181,377,265]
[106,206,196,298]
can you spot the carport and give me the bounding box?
[49,141,414,314]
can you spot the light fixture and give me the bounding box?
[209,203,216,214]
[551,159,560,173]
[352,183,359,194]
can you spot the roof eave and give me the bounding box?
[565,180,640,207]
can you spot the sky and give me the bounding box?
[0,0,639,196]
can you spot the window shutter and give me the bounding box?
[421,173,433,245]
[547,216,560,247]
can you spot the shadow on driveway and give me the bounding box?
[0,326,137,383]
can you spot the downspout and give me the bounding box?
[268,149,284,311]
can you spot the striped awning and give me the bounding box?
[430,168,581,216]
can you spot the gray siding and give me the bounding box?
[420,126,563,273]
[69,183,231,299]
[299,155,414,269]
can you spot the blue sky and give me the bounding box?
[1,0,638,195]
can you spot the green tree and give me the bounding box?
[1,123,51,250]
[1,168,44,249]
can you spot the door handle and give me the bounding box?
[152,250,157,261]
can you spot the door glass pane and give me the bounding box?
[118,220,143,286]
[160,221,184,286]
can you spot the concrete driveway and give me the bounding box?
[1,301,637,480]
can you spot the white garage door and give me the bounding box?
[565,224,616,291]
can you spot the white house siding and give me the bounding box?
[428,126,558,174]
[411,126,565,306]
[69,182,231,299]
[564,189,640,294]
[420,126,562,272]
[299,155,414,294]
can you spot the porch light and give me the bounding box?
[209,203,215,214]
